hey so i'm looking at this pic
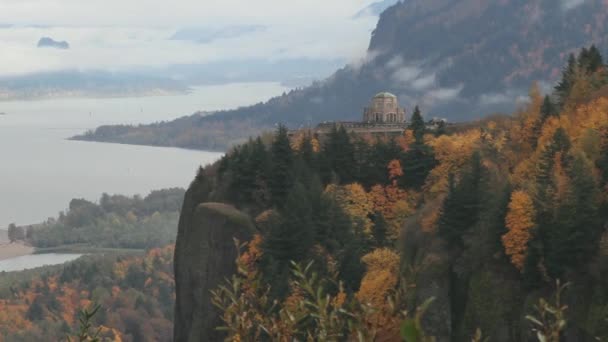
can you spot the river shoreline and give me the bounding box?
[0,242,34,261]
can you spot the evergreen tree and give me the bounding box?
[402,142,437,189]
[540,96,558,122]
[580,45,604,73]
[371,212,389,247]
[269,125,294,207]
[545,152,600,277]
[531,96,559,148]
[555,54,577,106]
[408,106,425,143]
[439,153,483,250]
[298,133,316,170]
[262,182,315,297]
[598,130,608,187]
[323,125,356,184]
[250,137,271,208]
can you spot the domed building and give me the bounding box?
[363,92,406,123]
[301,92,410,140]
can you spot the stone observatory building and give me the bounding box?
[363,92,406,123]
[303,92,409,139]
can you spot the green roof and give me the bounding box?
[374,92,397,99]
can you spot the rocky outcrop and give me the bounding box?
[173,188,254,342]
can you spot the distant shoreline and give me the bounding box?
[0,242,34,261]
[0,88,190,102]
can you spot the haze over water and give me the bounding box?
[0,82,289,227]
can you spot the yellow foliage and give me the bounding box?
[356,248,400,307]
[368,184,412,239]
[502,191,536,271]
[325,183,373,233]
[424,130,481,197]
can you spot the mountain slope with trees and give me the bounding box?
[75,0,608,151]
[173,46,608,340]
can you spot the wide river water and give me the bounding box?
[0,82,289,228]
[0,253,83,272]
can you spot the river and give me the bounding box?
[0,253,83,272]
[0,82,289,227]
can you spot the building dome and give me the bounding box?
[374,92,397,99]
[364,92,406,124]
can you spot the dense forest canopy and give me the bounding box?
[0,246,175,341]
[9,188,185,250]
[3,46,608,341]
[180,45,608,340]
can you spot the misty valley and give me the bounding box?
[1,1,608,341]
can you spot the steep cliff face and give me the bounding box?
[174,183,255,342]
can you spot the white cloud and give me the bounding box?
[0,1,380,76]
[478,92,512,106]
[411,73,436,90]
[391,65,423,84]
[425,85,463,103]
[561,0,585,10]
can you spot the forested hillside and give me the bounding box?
[0,246,175,341]
[16,188,184,250]
[174,46,608,341]
[74,0,608,151]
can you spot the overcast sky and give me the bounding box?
[0,0,379,76]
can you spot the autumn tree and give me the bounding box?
[325,183,373,234]
[502,191,536,271]
[356,248,400,307]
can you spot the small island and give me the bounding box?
[37,37,70,49]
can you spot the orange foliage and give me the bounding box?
[0,246,176,340]
[425,130,481,197]
[325,183,373,233]
[356,248,400,307]
[502,191,536,271]
[369,184,412,239]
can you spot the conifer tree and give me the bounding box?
[581,45,604,73]
[269,125,294,207]
[262,181,315,297]
[409,106,425,143]
[531,96,558,149]
[598,130,608,187]
[372,212,389,247]
[298,132,316,170]
[540,96,558,122]
[323,125,356,184]
[555,54,577,106]
[402,143,436,189]
[544,152,600,277]
[439,153,483,250]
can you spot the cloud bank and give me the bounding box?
[0,0,380,77]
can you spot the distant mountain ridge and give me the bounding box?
[75,0,608,150]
